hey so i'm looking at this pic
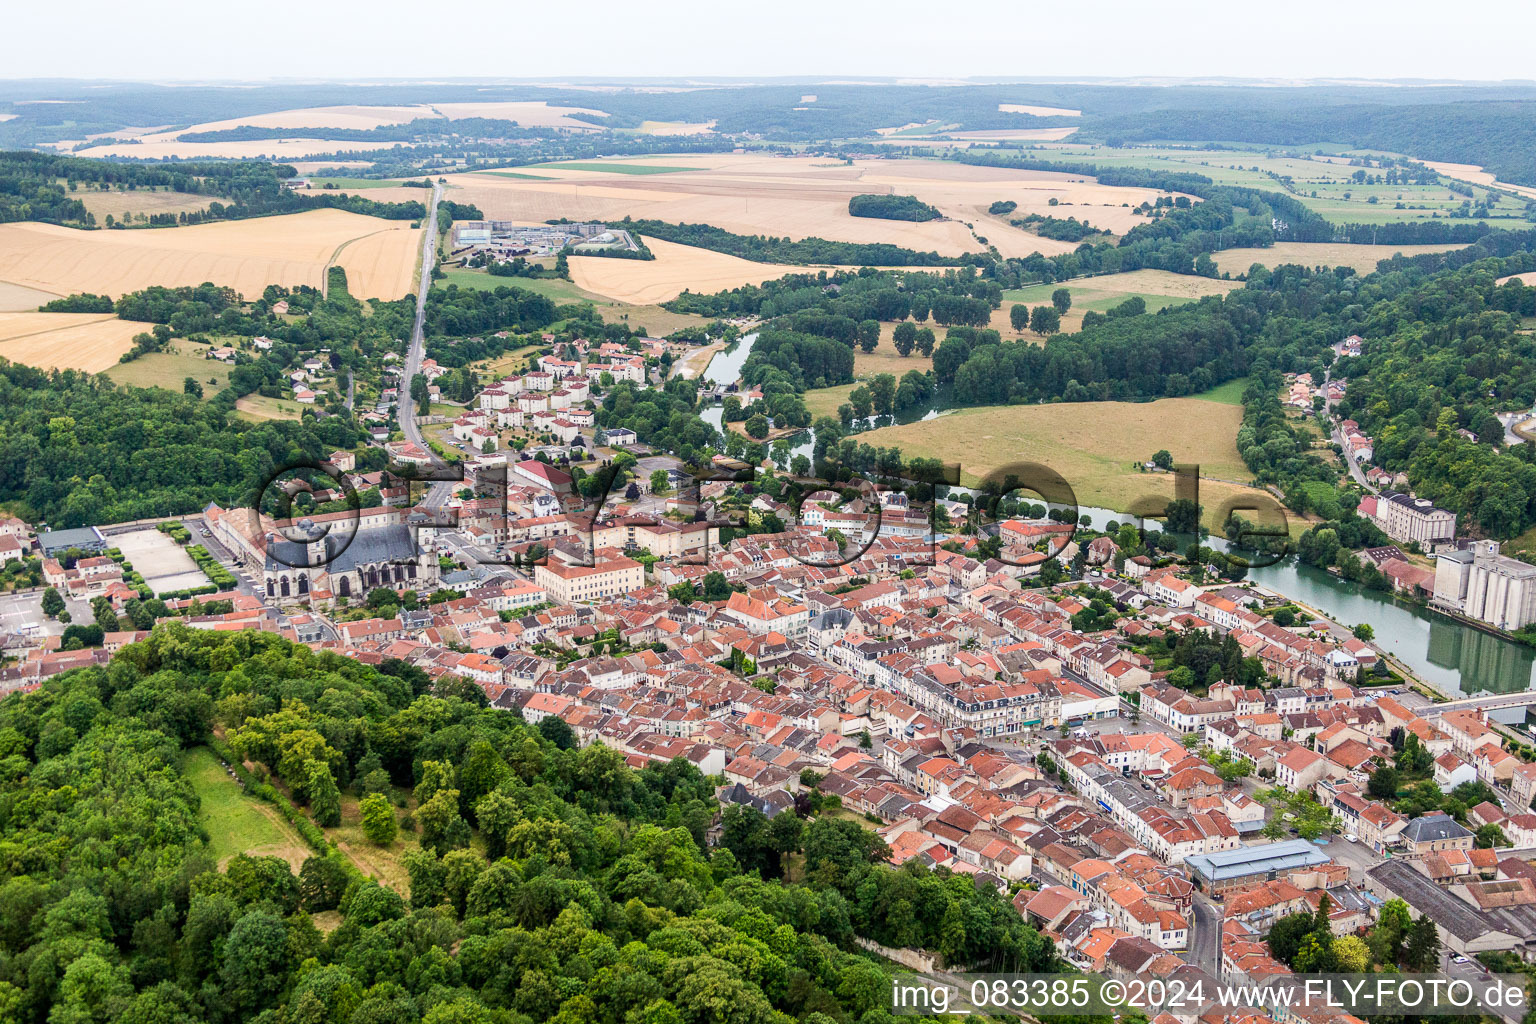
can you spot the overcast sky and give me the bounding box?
[7,0,1534,83]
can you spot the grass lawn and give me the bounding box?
[533,161,695,175]
[105,344,232,394]
[805,383,859,420]
[181,746,311,871]
[235,394,304,422]
[857,395,1282,531]
[1192,377,1248,405]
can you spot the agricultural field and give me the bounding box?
[73,187,216,222]
[0,280,58,312]
[61,100,611,159]
[1212,241,1468,276]
[441,153,1185,260]
[857,394,1277,531]
[235,394,305,421]
[1004,269,1242,333]
[1018,142,1536,228]
[567,235,813,304]
[438,266,716,335]
[104,343,232,392]
[0,311,144,372]
[180,746,311,871]
[0,209,419,301]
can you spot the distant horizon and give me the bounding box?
[6,0,1532,83]
[4,75,1536,88]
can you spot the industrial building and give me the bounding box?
[1433,539,1536,631]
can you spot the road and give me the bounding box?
[1186,895,1222,977]
[1498,408,1535,446]
[398,184,455,513]
[1322,361,1375,493]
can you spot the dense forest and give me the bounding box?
[0,360,367,526]
[0,627,1066,1024]
[846,195,941,223]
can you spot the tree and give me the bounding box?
[360,792,398,845]
[650,469,671,495]
[1474,822,1510,849]
[1266,912,1317,967]
[914,327,935,356]
[1151,449,1173,470]
[41,586,64,619]
[856,319,879,353]
[538,714,576,750]
[744,414,769,440]
[1009,304,1029,333]
[306,760,341,827]
[1051,288,1072,314]
[92,597,120,632]
[1333,934,1371,972]
[892,321,916,356]
[1367,765,1400,801]
[1352,622,1375,641]
[1029,306,1061,336]
[1404,915,1440,971]
[183,376,203,398]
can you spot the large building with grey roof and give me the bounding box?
[1184,840,1331,894]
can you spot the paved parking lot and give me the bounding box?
[0,591,58,638]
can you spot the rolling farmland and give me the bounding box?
[0,209,420,301]
[0,312,146,372]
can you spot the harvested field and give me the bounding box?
[858,396,1272,530]
[998,103,1082,117]
[0,209,420,301]
[1213,241,1467,276]
[0,281,59,312]
[568,236,811,304]
[0,312,144,372]
[638,120,716,135]
[442,154,1178,260]
[68,138,408,160]
[75,188,216,221]
[1499,273,1534,286]
[68,100,611,159]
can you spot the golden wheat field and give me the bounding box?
[0,210,420,301]
[0,313,146,372]
[1212,242,1468,276]
[442,154,1182,259]
[566,236,812,304]
[65,101,612,159]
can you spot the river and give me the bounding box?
[695,343,1536,701]
[1072,505,1536,701]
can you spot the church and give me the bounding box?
[204,503,438,603]
[262,516,437,601]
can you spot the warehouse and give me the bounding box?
[1185,840,1331,895]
